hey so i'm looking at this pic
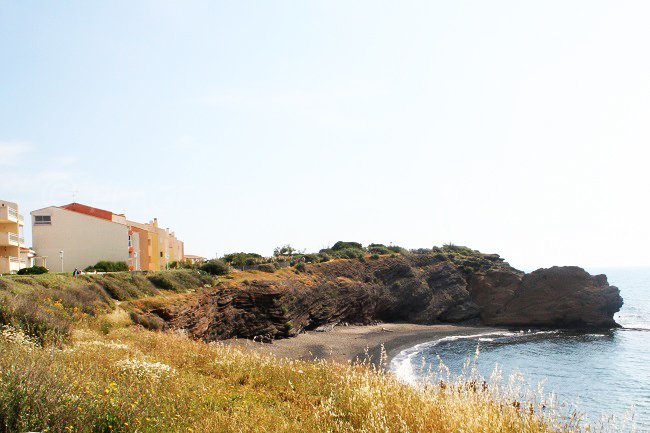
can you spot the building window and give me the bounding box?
[128,235,132,247]
[34,215,52,225]
[160,252,163,258]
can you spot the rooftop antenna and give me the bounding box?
[72,190,79,203]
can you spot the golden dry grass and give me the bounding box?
[0,322,590,433]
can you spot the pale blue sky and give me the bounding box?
[1,1,649,268]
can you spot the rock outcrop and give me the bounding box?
[152,254,623,342]
[472,266,623,328]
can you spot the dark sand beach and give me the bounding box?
[228,323,502,365]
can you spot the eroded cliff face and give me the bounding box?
[157,255,623,342]
[473,266,624,328]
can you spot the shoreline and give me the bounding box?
[227,323,504,367]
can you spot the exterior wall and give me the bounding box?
[32,207,129,272]
[157,227,170,269]
[112,214,127,225]
[20,248,36,268]
[127,220,158,270]
[168,233,184,263]
[128,229,140,270]
[130,226,149,271]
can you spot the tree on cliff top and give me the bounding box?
[273,244,296,256]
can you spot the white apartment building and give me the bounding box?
[32,205,130,272]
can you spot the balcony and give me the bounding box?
[9,256,23,273]
[0,232,22,247]
[0,256,24,274]
[0,207,23,225]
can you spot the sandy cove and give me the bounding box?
[227,323,503,366]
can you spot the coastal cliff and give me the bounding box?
[164,252,623,342]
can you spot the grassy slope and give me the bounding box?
[1,326,577,433]
[0,268,584,433]
[0,270,213,344]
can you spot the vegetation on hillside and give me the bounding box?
[0,270,212,346]
[0,324,586,433]
[161,241,514,277]
[16,266,48,275]
[84,261,130,273]
[0,261,600,432]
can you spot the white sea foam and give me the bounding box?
[389,330,554,384]
[390,331,517,384]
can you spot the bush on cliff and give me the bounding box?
[256,263,276,273]
[441,243,476,256]
[333,247,365,259]
[200,259,230,276]
[86,261,129,272]
[222,252,263,270]
[331,241,364,251]
[16,266,48,275]
[368,244,393,255]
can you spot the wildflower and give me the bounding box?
[1,325,38,350]
[115,358,175,379]
[76,340,128,350]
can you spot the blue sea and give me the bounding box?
[390,267,650,431]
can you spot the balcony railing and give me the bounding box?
[0,232,21,247]
[1,207,23,225]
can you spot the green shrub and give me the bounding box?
[434,252,447,261]
[256,263,276,273]
[91,274,147,300]
[300,254,319,263]
[200,260,230,276]
[88,261,129,272]
[129,311,164,331]
[368,245,393,255]
[223,252,262,269]
[370,254,380,260]
[145,270,210,292]
[331,241,364,251]
[16,266,48,275]
[441,244,476,255]
[333,247,365,259]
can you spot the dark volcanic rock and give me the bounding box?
[468,271,522,323]
[162,256,623,342]
[480,266,623,328]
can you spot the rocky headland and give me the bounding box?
[151,250,623,343]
